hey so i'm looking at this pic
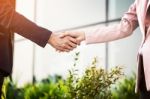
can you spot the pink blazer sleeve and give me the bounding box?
[85,1,139,44]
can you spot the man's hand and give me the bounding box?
[48,33,78,52]
[60,31,85,45]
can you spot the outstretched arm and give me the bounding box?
[0,0,77,52]
[61,1,138,45]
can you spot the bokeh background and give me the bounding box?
[12,0,141,87]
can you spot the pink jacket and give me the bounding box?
[85,0,150,92]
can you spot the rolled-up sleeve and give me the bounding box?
[122,1,139,32]
[85,1,138,44]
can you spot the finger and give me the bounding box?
[60,47,71,52]
[68,41,77,48]
[59,34,66,38]
[58,44,72,52]
[67,36,78,44]
[56,45,67,52]
[57,47,68,52]
[62,44,74,51]
[59,32,70,38]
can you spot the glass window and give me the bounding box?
[36,0,106,31]
[108,0,134,20]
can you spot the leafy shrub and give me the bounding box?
[66,53,123,99]
[2,52,123,99]
[2,76,70,99]
[111,73,139,99]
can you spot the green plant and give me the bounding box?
[111,73,139,99]
[23,75,70,99]
[2,75,69,99]
[2,52,124,99]
[66,52,123,99]
[2,77,24,99]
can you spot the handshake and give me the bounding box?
[48,31,85,52]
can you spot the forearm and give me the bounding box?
[85,19,134,44]
[10,12,52,47]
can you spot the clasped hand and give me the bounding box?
[48,31,85,52]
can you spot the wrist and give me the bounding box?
[48,33,54,44]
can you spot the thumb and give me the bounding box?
[59,32,69,38]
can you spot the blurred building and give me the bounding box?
[12,0,141,87]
